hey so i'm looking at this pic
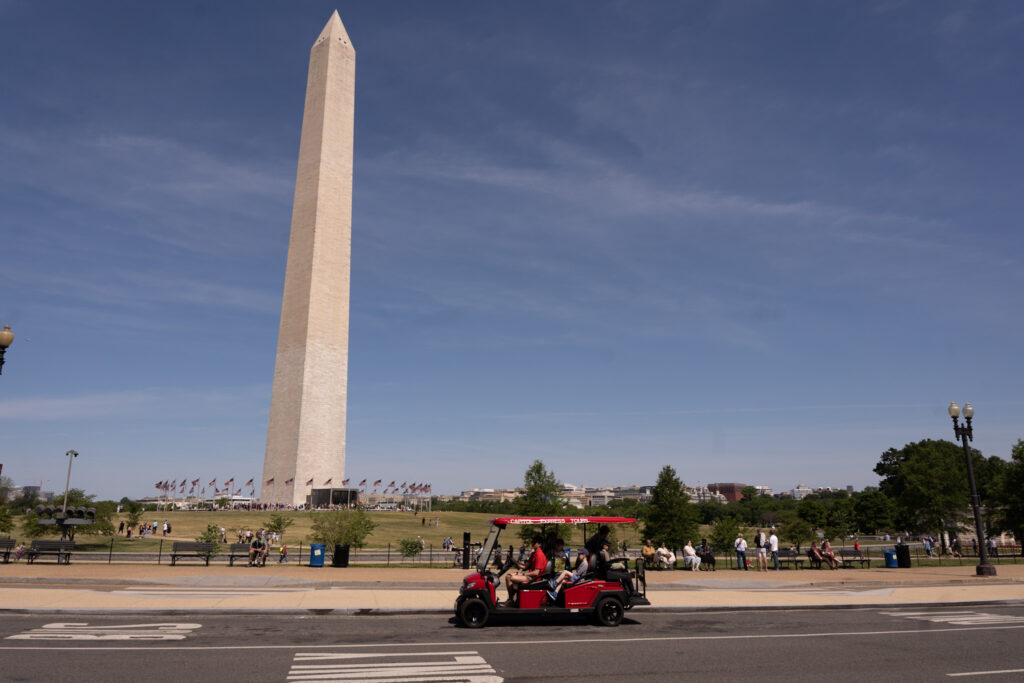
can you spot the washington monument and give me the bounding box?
[261,11,354,507]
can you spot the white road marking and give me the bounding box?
[6,622,201,641]
[287,651,501,682]
[881,610,1024,626]
[948,668,1024,677]
[2,623,1024,651]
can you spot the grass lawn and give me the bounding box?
[67,510,645,552]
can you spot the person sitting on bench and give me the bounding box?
[249,536,267,566]
[656,542,675,569]
[682,540,701,571]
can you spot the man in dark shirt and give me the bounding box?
[249,536,267,566]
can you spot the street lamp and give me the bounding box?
[0,324,13,375]
[948,402,996,577]
[62,450,79,515]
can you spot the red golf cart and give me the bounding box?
[454,516,649,628]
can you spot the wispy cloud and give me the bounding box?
[0,385,270,420]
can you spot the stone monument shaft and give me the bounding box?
[262,11,355,507]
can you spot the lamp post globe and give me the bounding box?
[0,324,13,375]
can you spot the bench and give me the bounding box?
[0,539,15,563]
[838,549,871,568]
[777,548,805,569]
[27,539,75,564]
[228,543,253,566]
[169,541,216,566]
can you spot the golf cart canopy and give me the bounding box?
[489,516,637,528]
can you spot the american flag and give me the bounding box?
[388,481,395,488]
[266,477,275,485]
[323,478,333,486]
[341,478,350,486]
[180,479,187,488]
[373,479,382,486]
[224,478,234,486]
[245,479,254,487]
[155,481,164,489]
[306,478,314,486]
[208,479,216,487]
[285,478,294,485]
[191,479,200,486]
[358,479,367,487]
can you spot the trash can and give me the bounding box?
[895,544,912,569]
[309,543,325,567]
[332,544,350,567]
[883,550,898,568]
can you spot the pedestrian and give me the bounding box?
[768,530,780,570]
[734,532,748,570]
[279,545,288,563]
[220,527,227,543]
[162,521,168,536]
[118,521,125,535]
[755,529,768,571]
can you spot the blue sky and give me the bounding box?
[2,1,1022,501]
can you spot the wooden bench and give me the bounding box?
[838,549,871,568]
[777,548,805,569]
[227,543,254,566]
[26,539,75,564]
[169,541,216,566]
[0,538,15,563]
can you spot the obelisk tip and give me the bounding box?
[315,10,353,49]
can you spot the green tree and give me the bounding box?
[512,460,569,543]
[991,440,1024,551]
[124,501,144,528]
[196,524,221,544]
[797,498,827,528]
[782,518,814,551]
[641,466,697,552]
[708,515,742,564]
[264,513,295,539]
[852,488,893,534]
[874,439,973,534]
[397,537,423,559]
[309,508,377,548]
[822,497,855,540]
[0,507,13,535]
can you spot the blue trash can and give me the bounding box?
[310,543,325,567]
[883,550,897,568]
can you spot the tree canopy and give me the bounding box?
[641,465,697,550]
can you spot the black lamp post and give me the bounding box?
[948,402,996,577]
[0,324,13,375]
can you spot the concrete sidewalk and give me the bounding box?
[2,562,1022,613]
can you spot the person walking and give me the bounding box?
[734,532,748,570]
[769,529,780,570]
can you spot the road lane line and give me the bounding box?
[947,668,1024,677]
[1,623,1024,651]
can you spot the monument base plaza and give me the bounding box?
[0,563,1021,613]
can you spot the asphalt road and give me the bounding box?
[1,606,1023,681]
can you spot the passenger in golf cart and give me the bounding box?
[454,516,650,628]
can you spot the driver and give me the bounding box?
[249,535,267,566]
[503,536,546,606]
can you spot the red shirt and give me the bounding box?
[527,547,547,574]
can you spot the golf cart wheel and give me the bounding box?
[594,596,624,627]
[458,597,490,628]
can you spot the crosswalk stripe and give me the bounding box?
[286,651,501,682]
